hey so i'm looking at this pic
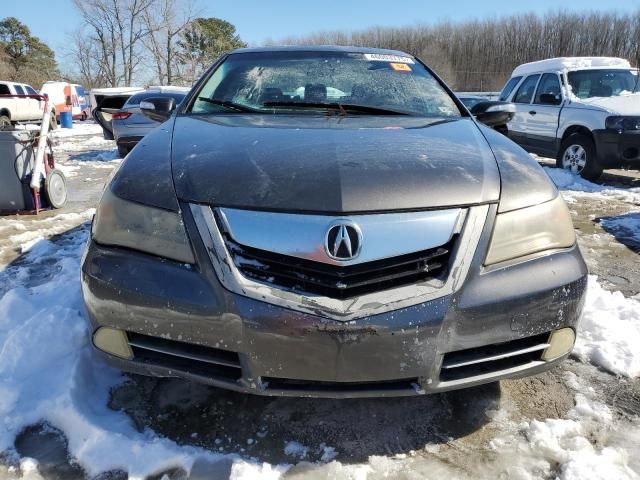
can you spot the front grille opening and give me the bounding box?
[217,214,456,299]
[128,332,242,382]
[262,376,420,393]
[440,333,550,382]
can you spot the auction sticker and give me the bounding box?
[390,62,412,72]
[363,53,415,64]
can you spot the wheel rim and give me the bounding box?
[48,174,67,207]
[562,144,587,174]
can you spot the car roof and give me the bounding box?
[90,86,146,95]
[0,80,30,86]
[146,85,191,93]
[512,57,632,77]
[129,89,188,98]
[228,45,414,57]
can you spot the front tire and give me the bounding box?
[557,133,603,181]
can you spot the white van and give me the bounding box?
[40,82,91,121]
[500,57,640,180]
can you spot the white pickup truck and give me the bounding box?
[0,80,56,129]
[500,57,640,180]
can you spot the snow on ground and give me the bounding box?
[543,168,640,378]
[0,210,95,256]
[0,126,638,478]
[544,167,640,204]
[575,276,640,378]
[0,226,286,479]
[51,122,122,176]
[0,230,637,478]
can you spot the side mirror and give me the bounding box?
[471,101,516,128]
[140,97,176,122]
[539,93,562,105]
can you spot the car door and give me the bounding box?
[11,84,28,120]
[93,94,136,140]
[507,74,541,149]
[24,85,44,120]
[526,73,563,157]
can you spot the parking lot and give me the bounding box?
[0,123,638,479]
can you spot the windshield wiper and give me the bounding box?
[197,97,258,112]
[263,101,413,116]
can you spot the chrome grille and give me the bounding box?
[219,215,455,299]
[189,203,489,321]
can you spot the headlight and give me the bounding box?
[485,195,575,266]
[92,187,195,264]
[605,116,640,131]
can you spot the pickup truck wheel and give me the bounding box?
[0,115,11,130]
[557,133,603,181]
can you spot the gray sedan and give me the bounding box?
[82,46,587,398]
[112,89,188,157]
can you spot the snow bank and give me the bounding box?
[574,276,640,378]
[50,121,122,164]
[0,226,288,479]
[0,210,95,255]
[511,391,637,480]
[543,167,640,204]
[49,122,103,139]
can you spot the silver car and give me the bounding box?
[112,88,189,157]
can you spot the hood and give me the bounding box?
[575,94,640,115]
[171,115,500,213]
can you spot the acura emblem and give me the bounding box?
[325,222,362,260]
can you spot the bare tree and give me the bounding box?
[63,29,109,89]
[72,0,155,86]
[273,10,640,91]
[142,0,198,85]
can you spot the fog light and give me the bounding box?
[541,328,575,361]
[93,327,133,360]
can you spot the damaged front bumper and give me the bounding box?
[81,226,587,397]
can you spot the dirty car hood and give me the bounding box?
[171,115,500,213]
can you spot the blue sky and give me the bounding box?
[3,0,639,59]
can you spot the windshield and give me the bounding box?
[189,51,461,117]
[567,69,639,98]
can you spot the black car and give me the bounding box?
[82,46,586,398]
